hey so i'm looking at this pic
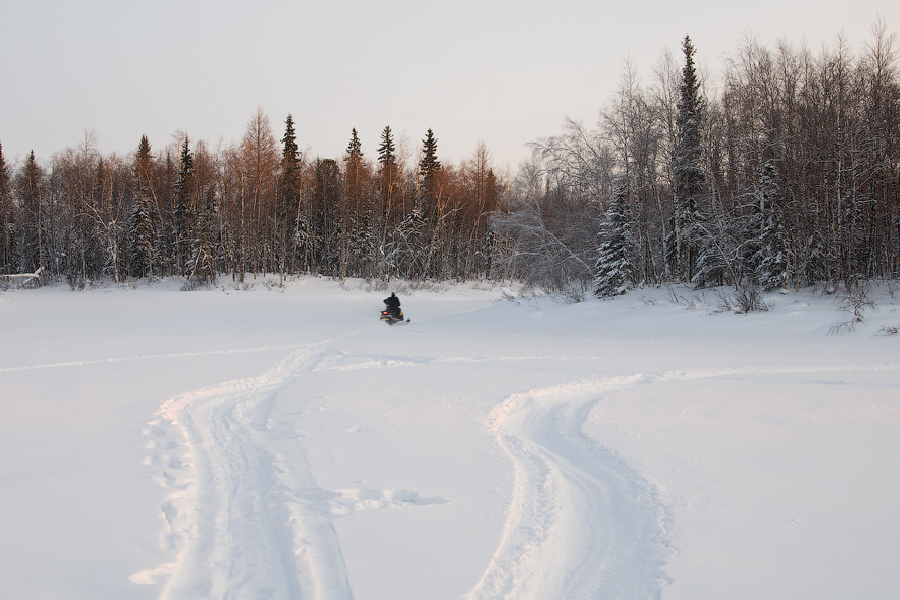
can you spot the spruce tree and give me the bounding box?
[278,114,302,276]
[345,128,365,212]
[593,184,636,297]
[155,150,177,276]
[672,35,706,283]
[691,223,729,287]
[185,185,217,287]
[280,114,301,197]
[378,126,396,165]
[128,135,157,279]
[376,126,399,277]
[128,197,155,279]
[344,128,371,277]
[377,125,398,208]
[755,161,787,290]
[173,136,195,276]
[135,135,152,195]
[418,128,441,214]
[18,151,44,274]
[346,128,362,161]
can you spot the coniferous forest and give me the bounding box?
[1,23,898,297]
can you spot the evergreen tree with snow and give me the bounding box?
[173,136,195,276]
[185,185,217,287]
[593,183,635,297]
[293,212,310,272]
[277,114,302,276]
[128,195,156,279]
[129,135,159,279]
[755,161,787,290]
[803,229,825,287]
[672,35,707,283]
[376,126,400,277]
[17,150,44,274]
[690,221,730,287]
[344,128,372,277]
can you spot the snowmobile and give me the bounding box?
[380,308,409,325]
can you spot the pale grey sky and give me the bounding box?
[1,0,896,169]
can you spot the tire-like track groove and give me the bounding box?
[466,377,673,600]
[154,348,354,600]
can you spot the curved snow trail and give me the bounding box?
[135,344,900,600]
[466,376,674,600]
[465,361,900,600]
[141,347,354,600]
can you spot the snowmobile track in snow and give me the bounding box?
[467,375,674,600]
[136,345,900,599]
[138,346,451,600]
[464,362,900,599]
[140,347,354,600]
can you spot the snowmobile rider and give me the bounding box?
[384,292,401,319]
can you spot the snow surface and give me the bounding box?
[1,277,899,600]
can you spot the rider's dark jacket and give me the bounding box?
[384,295,401,314]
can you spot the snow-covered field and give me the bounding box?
[1,277,899,600]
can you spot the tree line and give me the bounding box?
[2,21,897,296]
[498,19,899,297]
[0,112,502,288]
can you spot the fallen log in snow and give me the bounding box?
[0,266,44,286]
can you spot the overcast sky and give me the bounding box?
[1,1,896,170]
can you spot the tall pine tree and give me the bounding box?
[280,115,301,202]
[278,114,302,276]
[672,35,706,283]
[344,128,372,277]
[129,135,157,279]
[345,128,365,213]
[18,151,44,275]
[376,126,400,276]
[377,125,398,210]
[418,128,441,215]
[173,136,195,276]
